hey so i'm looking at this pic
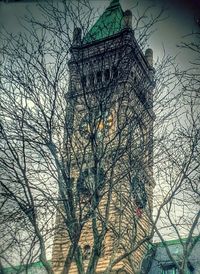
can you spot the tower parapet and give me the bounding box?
[72,27,82,46]
[145,48,154,67]
[123,10,132,28]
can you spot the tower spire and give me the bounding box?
[83,0,123,43]
[109,0,120,8]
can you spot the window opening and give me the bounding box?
[83,244,91,260]
[104,69,110,81]
[162,264,177,274]
[134,76,137,83]
[89,73,94,86]
[81,75,87,87]
[112,66,118,78]
[96,71,102,83]
[77,166,105,195]
[131,176,147,209]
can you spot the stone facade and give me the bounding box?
[52,0,155,273]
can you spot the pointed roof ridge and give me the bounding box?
[110,0,119,3]
[108,0,120,8]
[83,0,124,44]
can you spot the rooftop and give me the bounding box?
[83,0,124,44]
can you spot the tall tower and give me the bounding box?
[52,0,155,273]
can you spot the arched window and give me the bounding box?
[112,66,118,78]
[96,71,102,83]
[83,245,91,260]
[77,166,105,195]
[134,76,137,84]
[89,73,94,86]
[131,176,147,209]
[104,69,110,81]
[81,75,87,87]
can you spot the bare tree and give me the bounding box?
[1,1,199,274]
[146,29,200,274]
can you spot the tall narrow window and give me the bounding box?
[112,66,118,78]
[96,71,102,83]
[104,69,110,81]
[81,75,87,88]
[83,245,91,260]
[89,73,94,86]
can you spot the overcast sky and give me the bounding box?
[0,0,199,245]
[0,0,199,66]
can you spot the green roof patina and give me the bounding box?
[83,0,124,44]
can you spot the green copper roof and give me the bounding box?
[83,0,124,44]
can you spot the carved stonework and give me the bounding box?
[52,0,155,273]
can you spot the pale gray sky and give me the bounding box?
[0,0,199,66]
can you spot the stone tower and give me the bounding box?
[52,0,155,273]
